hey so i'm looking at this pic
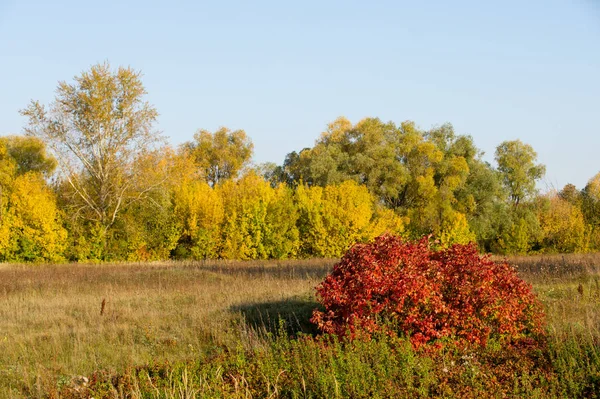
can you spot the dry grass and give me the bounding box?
[497,252,600,279]
[507,253,600,339]
[0,259,335,397]
[1,254,600,398]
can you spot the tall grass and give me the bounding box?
[0,259,333,397]
[1,254,600,398]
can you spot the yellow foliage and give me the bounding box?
[263,184,301,258]
[4,173,67,262]
[218,172,275,259]
[172,172,302,260]
[0,212,16,259]
[173,179,224,259]
[297,180,381,257]
[439,211,476,248]
[538,194,588,253]
[440,156,470,193]
[318,117,353,144]
[370,207,406,237]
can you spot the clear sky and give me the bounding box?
[1,0,598,189]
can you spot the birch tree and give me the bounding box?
[21,62,162,234]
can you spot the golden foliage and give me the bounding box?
[297,180,403,257]
[1,173,67,262]
[538,194,588,253]
[173,179,224,259]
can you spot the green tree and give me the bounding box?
[455,161,505,246]
[184,127,254,187]
[21,62,162,237]
[271,149,314,187]
[495,205,541,255]
[495,140,545,206]
[0,136,57,177]
[285,117,412,205]
[107,149,182,261]
[581,173,600,249]
[582,173,600,225]
[559,183,582,206]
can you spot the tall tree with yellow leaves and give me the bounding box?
[21,63,163,238]
[183,127,254,187]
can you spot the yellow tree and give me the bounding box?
[6,173,67,262]
[438,211,476,247]
[0,142,16,257]
[21,63,162,239]
[172,179,224,259]
[537,193,588,253]
[0,136,57,177]
[296,180,387,257]
[217,172,277,259]
[0,139,66,262]
[183,127,254,187]
[262,184,301,258]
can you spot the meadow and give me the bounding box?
[1,254,600,398]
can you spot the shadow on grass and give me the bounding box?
[233,297,324,337]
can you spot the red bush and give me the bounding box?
[311,235,545,348]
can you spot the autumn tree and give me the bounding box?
[281,117,409,203]
[537,193,588,253]
[559,183,581,206]
[21,62,162,237]
[0,136,57,177]
[579,173,600,249]
[582,173,600,225]
[183,127,254,187]
[0,138,66,262]
[295,180,404,257]
[495,140,545,206]
[0,135,57,223]
[4,173,67,261]
[217,172,301,259]
[172,178,224,259]
[0,141,17,252]
[106,148,183,261]
[278,117,481,245]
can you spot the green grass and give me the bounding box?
[1,254,600,398]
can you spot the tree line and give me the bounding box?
[0,62,597,262]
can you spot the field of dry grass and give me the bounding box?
[0,259,334,397]
[502,253,600,339]
[1,254,600,398]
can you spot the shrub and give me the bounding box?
[311,235,545,348]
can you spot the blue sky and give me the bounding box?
[1,0,598,189]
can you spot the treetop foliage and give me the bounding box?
[20,62,162,233]
[183,127,254,187]
[2,62,598,262]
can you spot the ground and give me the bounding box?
[1,254,599,398]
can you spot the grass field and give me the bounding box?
[1,254,600,398]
